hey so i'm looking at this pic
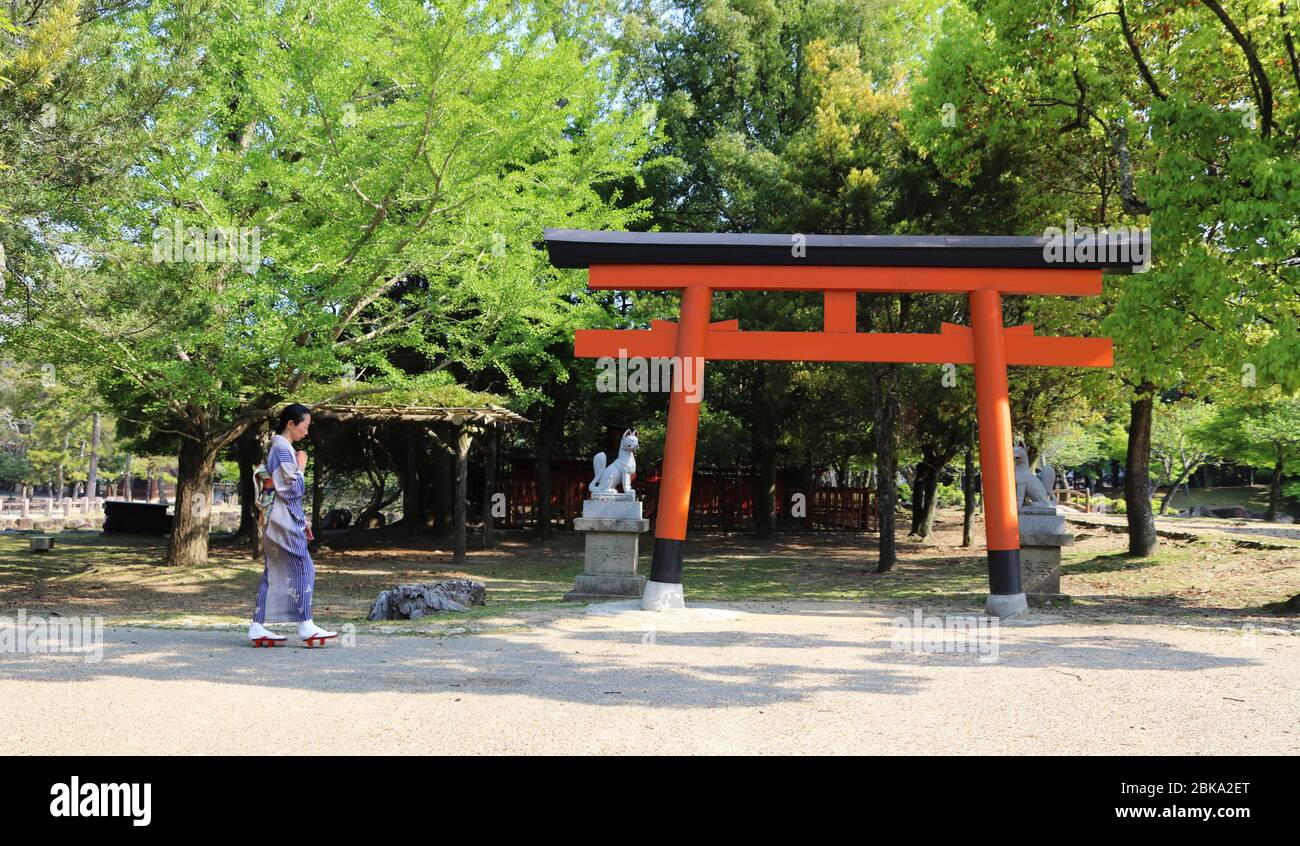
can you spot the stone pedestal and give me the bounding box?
[565,493,649,600]
[1018,505,1072,598]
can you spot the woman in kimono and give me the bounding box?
[248,403,337,647]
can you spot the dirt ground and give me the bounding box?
[1,510,1296,755]
[1,602,1295,755]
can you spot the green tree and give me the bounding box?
[1149,398,1215,513]
[909,0,1300,557]
[616,0,949,563]
[1,1,208,286]
[0,360,113,498]
[10,0,650,564]
[1201,392,1300,521]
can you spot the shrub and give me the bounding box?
[934,482,965,508]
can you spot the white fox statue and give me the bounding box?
[590,429,639,495]
[1013,443,1055,507]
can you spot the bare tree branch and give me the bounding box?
[1119,0,1168,101]
[1203,0,1275,137]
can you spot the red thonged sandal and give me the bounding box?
[299,621,337,647]
[249,622,286,647]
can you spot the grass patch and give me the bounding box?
[1,508,1296,628]
[1161,485,1299,518]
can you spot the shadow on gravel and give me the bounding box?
[0,613,1261,710]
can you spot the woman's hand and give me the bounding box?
[296,450,308,471]
[305,525,314,542]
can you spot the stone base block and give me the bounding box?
[1019,508,1068,536]
[572,517,650,533]
[1020,544,1063,594]
[565,573,646,601]
[568,496,649,600]
[582,493,639,518]
[580,531,644,575]
[1018,506,1071,598]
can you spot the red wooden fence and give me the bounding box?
[497,456,875,533]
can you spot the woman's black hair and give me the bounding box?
[276,403,311,434]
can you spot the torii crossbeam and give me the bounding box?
[544,230,1147,616]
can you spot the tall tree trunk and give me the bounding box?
[910,459,942,539]
[346,428,398,540]
[917,465,940,539]
[909,461,928,536]
[124,453,133,502]
[1265,457,1284,522]
[1110,458,1120,489]
[57,433,67,498]
[873,365,899,572]
[166,435,218,566]
[402,425,424,534]
[1159,463,1197,514]
[1125,391,1158,557]
[453,427,472,564]
[961,440,976,547]
[752,439,777,539]
[532,390,571,540]
[482,428,497,548]
[535,449,554,539]
[234,427,260,539]
[86,412,101,504]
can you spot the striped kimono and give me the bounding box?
[253,434,315,623]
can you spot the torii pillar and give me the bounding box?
[643,285,712,609]
[969,289,1025,617]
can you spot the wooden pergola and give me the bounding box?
[304,402,529,562]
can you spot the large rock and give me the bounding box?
[322,508,352,530]
[1209,506,1250,519]
[367,579,487,620]
[358,511,386,529]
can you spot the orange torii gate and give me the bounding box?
[544,230,1146,616]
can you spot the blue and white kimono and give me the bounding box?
[253,434,315,623]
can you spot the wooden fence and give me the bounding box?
[496,456,875,533]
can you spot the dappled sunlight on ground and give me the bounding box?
[0,508,1295,630]
[1,603,1294,754]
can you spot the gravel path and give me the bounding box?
[2,601,1296,755]
[1066,512,1300,544]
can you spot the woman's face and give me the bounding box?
[284,414,311,442]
